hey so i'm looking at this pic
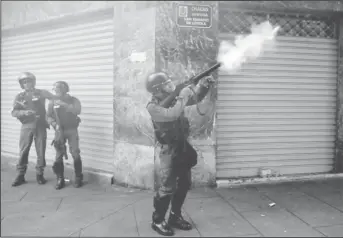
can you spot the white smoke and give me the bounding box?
[217,21,280,73]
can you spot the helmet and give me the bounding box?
[53,81,69,93]
[18,72,36,89]
[145,72,170,94]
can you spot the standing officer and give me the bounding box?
[11,72,57,186]
[46,81,83,189]
[146,72,214,236]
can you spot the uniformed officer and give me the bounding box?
[46,81,83,189]
[11,72,57,186]
[146,72,213,236]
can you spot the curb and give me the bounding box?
[1,152,114,188]
[216,173,343,188]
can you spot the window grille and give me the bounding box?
[219,11,337,39]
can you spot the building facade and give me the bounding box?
[1,1,342,189]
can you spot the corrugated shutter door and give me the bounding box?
[216,34,337,178]
[1,14,114,172]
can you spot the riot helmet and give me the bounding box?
[146,72,174,94]
[18,72,36,89]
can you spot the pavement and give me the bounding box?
[1,159,343,237]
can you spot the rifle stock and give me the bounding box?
[159,62,221,108]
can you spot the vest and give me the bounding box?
[53,95,80,129]
[147,96,190,145]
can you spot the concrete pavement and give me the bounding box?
[1,158,343,237]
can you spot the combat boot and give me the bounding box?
[168,212,192,230]
[152,195,174,236]
[151,219,174,236]
[12,174,26,187]
[73,174,83,188]
[52,161,65,190]
[73,159,83,188]
[36,174,47,185]
[55,177,65,190]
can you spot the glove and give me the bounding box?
[199,76,215,88]
[54,100,69,108]
[179,86,193,99]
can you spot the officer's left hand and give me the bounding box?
[54,100,69,108]
[199,76,215,88]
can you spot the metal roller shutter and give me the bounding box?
[216,33,338,178]
[1,13,114,172]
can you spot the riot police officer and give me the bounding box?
[146,72,213,236]
[46,81,83,189]
[11,72,57,186]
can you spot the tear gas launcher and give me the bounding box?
[159,62,221,108]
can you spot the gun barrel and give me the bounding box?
[192,62,221,83]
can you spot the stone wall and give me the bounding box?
[112,7,156,189]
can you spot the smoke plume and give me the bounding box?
[217,21,280,73]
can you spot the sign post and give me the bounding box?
[176,4,212,29]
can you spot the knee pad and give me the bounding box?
[52,162,63,175]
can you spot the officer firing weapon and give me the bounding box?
[159,62,221,108]
[51,105,68,160]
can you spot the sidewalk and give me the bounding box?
[1,159,343,237]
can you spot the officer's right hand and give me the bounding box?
[179,86,193,99]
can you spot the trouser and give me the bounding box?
[153,140,197,223]
[52,128,82,178]
[16,126,47,176]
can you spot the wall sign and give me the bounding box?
[176,4,212,29]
